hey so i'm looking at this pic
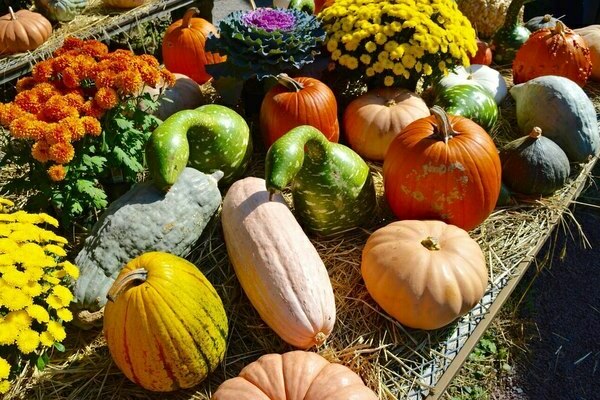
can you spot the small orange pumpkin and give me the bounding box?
[212,351,378,400]
[162,8,226,84]
[513,21,592,86]
[0,7,52,56]
[260,73,339,148]
[343,87,430,161]
[361,220,488,330]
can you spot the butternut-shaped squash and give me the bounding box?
[221,177,336,349]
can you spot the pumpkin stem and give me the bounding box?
[385,99,396,107]
[182,7,199,28]
[529,127,542,139]
[106,268,148,303]
[553,20,568,35]
[421,237,441,251]
[8,7,16,20]
[314,332,327,346]
[276,73,304,92]
[430,105,456,144]
[542,14,553,23]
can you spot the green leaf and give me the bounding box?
[114,117,134,131]
[36,353,50,371]
[54,342,66,352]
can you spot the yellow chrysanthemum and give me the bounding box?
[46,294,63,309]
[46,320,66,342]
[0,322,19,345]
[60,261,79,279]
[27,304,50,323]
[40,331,55,347]
[16,329,40,354]
[384,76,395,86]
[56,308,73,322]
[0,357,10,380]
[2,266,28,287]
[0,380,10,394]
[0,287,33,311]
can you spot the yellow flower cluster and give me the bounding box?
[319,0,477,86]
[0,198,79,394]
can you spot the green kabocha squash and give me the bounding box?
[510,75,600,163]
[35,0,88,22]
[496,182,513,207]
[501,127,570,195]
[146,104,252,190]
[72,168,223,326]
[491,0,531,64]
[266,125,377,237]
[433,84,498,131]
[524,14,559,32]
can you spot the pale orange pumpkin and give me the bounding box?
[574,25,600,81]
[361,220,488,330]
[343,87,430,161]
[212,351,378,400]
[0,7,52,56]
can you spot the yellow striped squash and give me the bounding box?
[103,252,228,392]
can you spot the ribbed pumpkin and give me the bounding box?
[142,73,206,120]
[102,0,145,8]
[574,25,600,81]
[383,106,501,231]
[513,21,592,87]
[500,127,570,195]
[0,8,52,55]
[221,177,336,349]
[35,0,88,22]
[104,252,228,392]
[260,74,339,148]
[343,87,430,161]
[162,8,226,84]
[361,220,488,330]
[212,351,378,400]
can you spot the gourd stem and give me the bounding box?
[504,0,529,28]
[529,126,542,139]
[554,20,567,35]
[385,99,396,107]
[430,105,455,144]
[276,73,304,92]
[314,332,327,346]
[542,14,553,23]
[106,268,148,302]
[421,237,441,251]
[183,7,199,28]
[8,7,16,20]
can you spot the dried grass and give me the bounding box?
[2,74,599,400]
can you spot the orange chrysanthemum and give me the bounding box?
[33,83,62,102]
[81,100,106,119]
[55,37,84,55]
[49,141,75,164]
[82,40,109,58]
[81,116,102,137]
[51,56,72,74]
[32,61,54,83]
[139,66,162,88]
[95,70,116,89]
[115,70,144,95]
[9,117,40,140]
[0,103,28,127]
[43,96,79,122]
[16,77,37,93]
[62,92,86,111]
[45,123,72,144]
[139,54,160,68]
[62,67,80,89]
[94,87,119,110]
[47,164,67,182]
[31,140,51,163]
[160,69,177,88]
[62,116,86,141]
[14,91,43,114]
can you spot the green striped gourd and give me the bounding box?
[491,0,531,64]
[434,84,499,131]
[265,125,376,237]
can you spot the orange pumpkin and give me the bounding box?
[361,220,488,330]
[260,73,339,148]
[513,21,592,87]
[315,0,333,13]
[343,87,430,161]
[212,351,378,400]
[162,8,226,84]
[0,7,52,55]
[383,106,501,231]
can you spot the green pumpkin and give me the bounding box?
[500,127,570,195]
[524,14,559,32]
[146,104,252,191]
[265,125,377,237]
[35,0,88,22]
[491,0,531,64]
[510,75,600,163]
[434,84,498,131]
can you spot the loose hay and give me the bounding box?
[2,75,599,399]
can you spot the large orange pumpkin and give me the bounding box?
[343,87,430,161]
[361,220,488,330]
[513,21,592,87]
[212,351,378,400]
[383,106,501,231]
[0,7,52,55]
[162,8,226,84]
[260,73,339,148]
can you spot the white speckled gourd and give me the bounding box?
[73,168,223,320]
[35,0,88,22]
[510,75,600,163]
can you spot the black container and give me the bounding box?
[525,0,600,28]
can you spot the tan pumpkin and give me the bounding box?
[102,0,145,8]
[221,177,336,349]
[343,87,430,161]
[361,220,488,330]
[575,25,600,81]
[212,351,378,400]
[142,73,206,120]
[0,7,52,56]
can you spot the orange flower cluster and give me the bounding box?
[0,37,175,182]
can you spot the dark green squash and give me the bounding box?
[265,125,377,237]
[72,168,223,326]
[146,104,252,191]
[524,14,559,32]
[433,84,498,131]
[491,0,531,64]
[500,127,570,195]
[34,0,88,22]
[496,182,513,207]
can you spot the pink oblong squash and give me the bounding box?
[212,351,378,400]
[221,177,336,348]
